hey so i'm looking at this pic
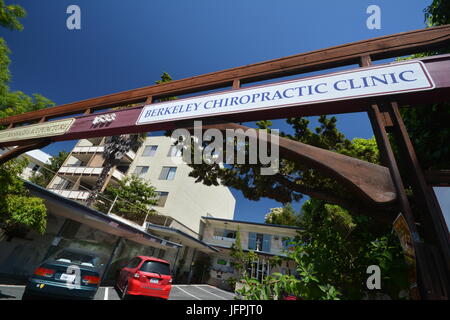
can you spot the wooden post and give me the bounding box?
[386,101,450,298]
[360,56,435,299]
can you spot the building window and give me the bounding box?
[155,191,169,207]
[248,233,271,252]
[214,228,236,239]
[159,167,177,180]
[31,164,41,172]
[142,145,158,157]
[134,166,149,177]
[168,145,183,157]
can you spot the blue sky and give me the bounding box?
[0,0,430,222]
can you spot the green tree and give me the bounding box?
[0,1,54,122]
[230,226,258,279]
[0,0,25,31]
[294,198,408,299]
[264,203,299,226]
[425,0,450,27]
[94,175,159,224]
[0,1,53,238]
[29,151,69,187]
[237,198,408,300]
[186,116,384,217]
[0,158,47,240]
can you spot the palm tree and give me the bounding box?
[85,133,143,207]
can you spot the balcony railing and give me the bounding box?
[213,235,236,243]
[58,166,125,181]
[49,189,90,200]
[72,146,136,161]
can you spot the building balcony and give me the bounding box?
[58,166,125,182]
[206,236,237,248]
[72,146,136,162]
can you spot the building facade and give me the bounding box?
[0,147,51,180]
[43,135,236,282]
[201,217,300,290]
[3,137,302,290]
[47,135,236,236]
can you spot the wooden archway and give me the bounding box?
[1,25,450,299]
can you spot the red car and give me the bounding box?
[116,256,172,300]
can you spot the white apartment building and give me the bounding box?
[201,217,300,290]
[0,147,51,180]
[130,135,236,235]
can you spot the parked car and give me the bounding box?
[116,256,172,300]
[22,247,104,300]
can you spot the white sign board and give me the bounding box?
[137,61,434,125]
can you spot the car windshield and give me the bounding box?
[52,250,98,267]
[140,261,170,275]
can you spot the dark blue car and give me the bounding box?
[22,248,104,300]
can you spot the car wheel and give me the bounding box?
[121,283,128,300]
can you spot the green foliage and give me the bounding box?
[0,159,47,238]
[29,151,69,187]
[156,72,177,101]
[0,0,25,31]
[230,226,258,278]
[236,271,341,300]
[293,199,407,299]
[95,175,159,224]
[264,203,299,226]
[294,199,408,299]
[400,103,450,170]
[0,1,59,239]
[155,72,173,85]
[425,0,450,26]
[364,235,410,298]
[339,137,380,165]
[237,199,408,300]
[0,90,55,120]
[186,115,382,216]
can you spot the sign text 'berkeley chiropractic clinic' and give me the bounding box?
[137,61,434,125]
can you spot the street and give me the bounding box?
[0,284,236,300]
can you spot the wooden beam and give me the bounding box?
[0,140,51,166]
[179,121,397,207]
